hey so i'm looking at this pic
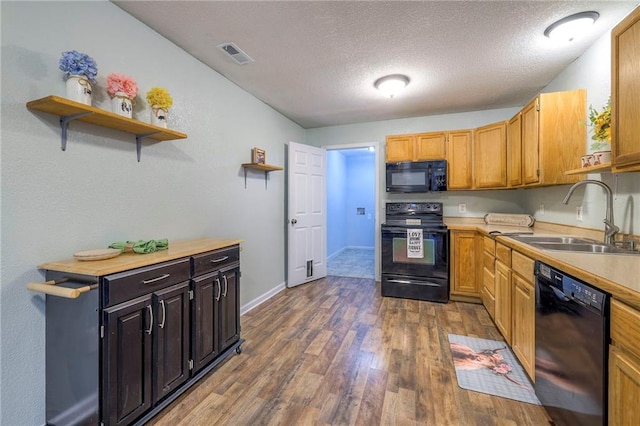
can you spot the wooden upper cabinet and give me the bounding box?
[507,113,523,187]
[521,99,540,185]
[521,90,585,186]
[385,132,446,162]
[474,121,507,189]
[385,135,414,162]
[415,132,446,160]
[447,130,473,190]
[612,6,640,172]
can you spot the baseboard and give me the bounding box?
[240,281,286,316]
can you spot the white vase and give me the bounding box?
[593,150,612,165]
[111,92,133,118]
[65,75,92,105]
[151,106,168,128]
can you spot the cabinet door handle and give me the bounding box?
[142,273,170,285]
[215,278,221,302]
[159,300,166,329]
[210,256,229,264]
[146,305,154,335]
[223,275,228,298]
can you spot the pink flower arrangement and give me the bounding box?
[106,73,138,99]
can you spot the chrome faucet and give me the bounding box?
[562,180,619,245]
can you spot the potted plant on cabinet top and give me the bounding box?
[587,97,611,165]
[106,73,138,119]
[59,50,98,106]
[145,87,173,128]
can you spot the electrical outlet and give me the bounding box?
[539,204,545,215]
[458,203,467,214]
[576,206,583,221]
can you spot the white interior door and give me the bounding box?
[287,141,327,287]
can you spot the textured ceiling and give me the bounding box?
[113,1,638,129]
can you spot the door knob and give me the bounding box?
[291,218,297,225]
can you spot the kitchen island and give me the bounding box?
[35,238,243,426]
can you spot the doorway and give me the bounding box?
[324,143,380,280]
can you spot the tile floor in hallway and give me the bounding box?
[327,247,375,279]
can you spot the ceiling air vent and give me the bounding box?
[218,42,254,65]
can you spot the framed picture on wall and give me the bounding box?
[252,148,266,164]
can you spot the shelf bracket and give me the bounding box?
[242,168,271,189]
[59,112,93,151]
[135,132,162,162]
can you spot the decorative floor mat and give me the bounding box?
[448,334,540,405]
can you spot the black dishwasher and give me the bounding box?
[534,261,609,426]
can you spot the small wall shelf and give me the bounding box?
[241,163,283,189]
[26,95,187,162]
[565,162,612,175]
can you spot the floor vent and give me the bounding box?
[218,42,254,65]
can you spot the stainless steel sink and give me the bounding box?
[508,235,640,255]
[531,242,635,254]
[509,235,597,244]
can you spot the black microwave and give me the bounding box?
[386,160,447,193]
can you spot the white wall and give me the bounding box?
[327,150,348,256]
[0,2,304,424]
[345,153,376,248]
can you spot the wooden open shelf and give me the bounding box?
[241,163,283,172]
[241,163,283,189]
[27,95,187,161]
[565,162,612,175]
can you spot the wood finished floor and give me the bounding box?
[149,276,550,425]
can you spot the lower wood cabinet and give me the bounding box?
[609,298,640,425]
[511,273,535,380]
[481,236,496,318]
[450,230,481,300]
[494,259,512,343]
[609,346,640,424]
[478,236,535,381]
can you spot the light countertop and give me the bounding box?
[38,238,243,276]
[446,218,640,309]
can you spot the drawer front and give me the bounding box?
[611,299,640,357]
[103,258,190,308]
[483,266,495,295]
[483,236,495,255]
[482,286,495,319]
[495,243,511,265]
[483,251,495,271]
[191,246,240,277]
[512,251,534,280]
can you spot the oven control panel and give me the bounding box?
[386,202,443,214]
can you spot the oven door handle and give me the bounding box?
[382,227,448,234]
[386,279,442,287]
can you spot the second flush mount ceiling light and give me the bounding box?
[544,11,600,42]
[374,74,410,98]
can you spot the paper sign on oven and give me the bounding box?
[407,229,423,258]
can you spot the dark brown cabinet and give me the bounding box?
[191,247,241,374]
[38,240,242,426]
[154,282,190,402]
[102,261,190,426]
[103,295,153,426]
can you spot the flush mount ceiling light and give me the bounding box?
[544,11,599,42]
[374,74,410,98]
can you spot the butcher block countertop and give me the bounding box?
[446,218,640,309]
[38,238,243,276]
